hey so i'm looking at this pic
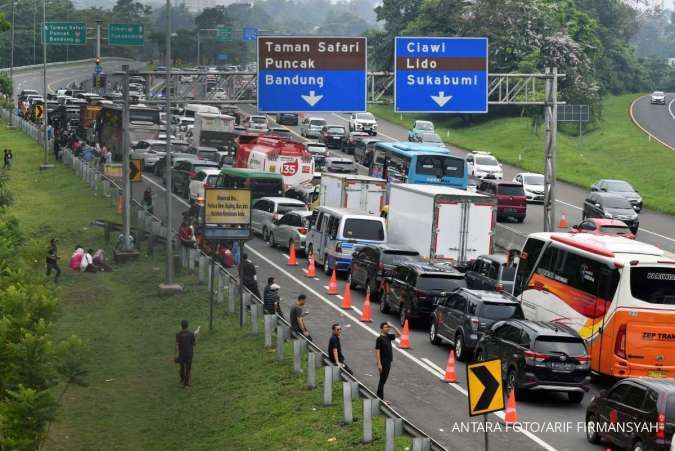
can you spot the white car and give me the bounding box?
[251,197,308,241]
[246,114,268,131]
[513,172,545,202]
[188,168,221,201]
[348,112,378,135]
[466,151,503,179]
[650,91,666,105]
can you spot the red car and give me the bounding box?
[477,180,527,223]
[570,218,636,239]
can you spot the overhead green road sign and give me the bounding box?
[109,23,144,46]
[44,22,87,45]
[216,26,233,43]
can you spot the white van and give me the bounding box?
[182,103,220,119]
[305,207,387,274]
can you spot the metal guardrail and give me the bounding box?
[0,57,137,75]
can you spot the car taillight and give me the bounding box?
[657,412,666,439]
[575,355,591,368]
[272,213,280,221]
[525,351,548,366]
[470,316,480,330]
[335,243,342,254]
[495,282,504,293]
[297,227,307,234]
[615,324,627,359]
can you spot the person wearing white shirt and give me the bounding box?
[80,249,97,273]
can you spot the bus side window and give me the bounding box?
[514,238,545,297]
[315,212,324,232]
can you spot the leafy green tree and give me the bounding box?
[404,0,467,37]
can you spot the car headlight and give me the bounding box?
[604,212,613,218]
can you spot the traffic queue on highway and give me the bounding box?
[41,71,675,451]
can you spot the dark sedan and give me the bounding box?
[319,125,347,149]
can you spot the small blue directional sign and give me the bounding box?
[395,37,488,113]
[242,27,257,42]
[257,36,367,112]
[217,53,228,61]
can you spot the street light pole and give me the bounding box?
[40,0,52,170]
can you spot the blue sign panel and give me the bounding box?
[217,53,228,61]
[257,36,367,112]
[242,27,257,42]
[395,37,488,113]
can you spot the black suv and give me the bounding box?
[464,254,516,293]
[583,192,639,234]
[475,320,591,403]
[171,159,219,198]
[586,378,675,450]
[342,131,370,155]
[429,288,524,361]
[381,263,465,326]
[349,244,422,302]
[319,125,347,149]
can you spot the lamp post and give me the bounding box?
[39,0,53,170]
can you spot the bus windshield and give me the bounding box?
[416,155,465,178]
[130,109,160,124]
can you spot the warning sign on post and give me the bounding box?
[204,189,251,225]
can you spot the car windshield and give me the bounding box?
[602,196,632,209]
[604,180,634,192]
[307,145,326,154]
[416,121,434,131]
[421,133,442,143]
[534,337,587,356]
[251,116,266,123]
[310,119,326,126]
[478,303,524,320]
[653,91,664,96]
[476,156,498,166]
[327,127,345,134]
[599,225,632,235]
[173,144,190,153]
[331,160,353,166]
[416,274,464,291]
[342,219,384,241]
[278,203,307,214]
[382,250,421,266]
[497,185,525,196]
[524,175,544,185]
[630,267,675,304]
[356,113,374,120]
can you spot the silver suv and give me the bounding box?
[300,117,327,138]
[251,197,308,241]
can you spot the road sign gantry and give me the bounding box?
[257,36,367,113]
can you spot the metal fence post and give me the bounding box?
[198,255,207,283]
[385,418,395,451]
[276,325,285,362]
[363,399,373,443]
[188,248,197,272]
[293,339,303,374]
[307,351,316,389]
[207,259,213,291]
[323,366,333,406]
[250,303,259,335]
[412,437,431,451]
[217,271,225,304]
[228,285,236,314]
[342,382,353,425]
[264,314,275,348]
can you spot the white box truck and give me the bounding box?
[387,184,496,263]
[190,112,235,148]
[320,174,387,215]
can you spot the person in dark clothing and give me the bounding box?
[53,139,60,161]
[328,323,352,375]
[240,253,260,299]
[46,238,61,283]
[375,321,401,402]
[289,294,311,340]
[3,149,13,169]
[262,277,282,316]
[175,319,196,387]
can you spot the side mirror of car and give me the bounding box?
[595,203,601,208]
[600,188,607,192]
[590,186,597,192]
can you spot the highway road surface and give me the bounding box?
[631,92,675,150]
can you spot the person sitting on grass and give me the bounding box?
[80,248,99,273]
[69,246,84,270]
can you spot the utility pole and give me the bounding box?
[9,0,15,128]
[543,68,558,232]
[122,66,132,250]
[40,0,52,170]
[95,20,103,94]
[33,0,36,64]
[160,0,182,294]
[196,31,200,66]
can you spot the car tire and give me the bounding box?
[475,349,485,362]
[506,368,518,397]
[455,332,469,361]
[324,255,331,275]
[516,216,525,223]
[429,321,441,345]
[632,441,644,451]
[262,227,268,241]
[348,270,357,289]
[568,392,584,404]
[183,185,189,199]
[585,414,601,444]
[268,233,276,248]
[380,290,390,313]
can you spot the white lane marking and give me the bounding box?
[283,254,289,259]
[351,306,362,315]
[143,172,557,450]
[329,112,399,141]
[669,97,675,122]
[337,295,344,300]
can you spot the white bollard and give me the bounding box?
[264,314,276,348]
[293,339,303,374]
[307,352,317,389]
[342,382,353,424]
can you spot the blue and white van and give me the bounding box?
[305,207,387,274]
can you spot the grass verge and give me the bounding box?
[2,123,410,450]
[370,94,675,215]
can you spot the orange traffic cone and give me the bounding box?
[327,269,338,295]
[559,213,569,228]
[442,350,457,383]
[341,282,352,309]
[360,289,373,322]
[287,241,298,266]
[306,254,316,278]
[504,389,518,425]
[116,194,123,215]
[398,319,411,349]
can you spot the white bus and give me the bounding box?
[513,232,675,378]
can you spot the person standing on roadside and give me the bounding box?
[46,238,61,283]
[241,253,260,299]
[375,321,401,402]
[290,294,311,340]
[263,277,283,316]
[328,323,352,375]
[175,319,196,387]
[3,149,13,169]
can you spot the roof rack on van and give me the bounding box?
[551,234,615,258]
